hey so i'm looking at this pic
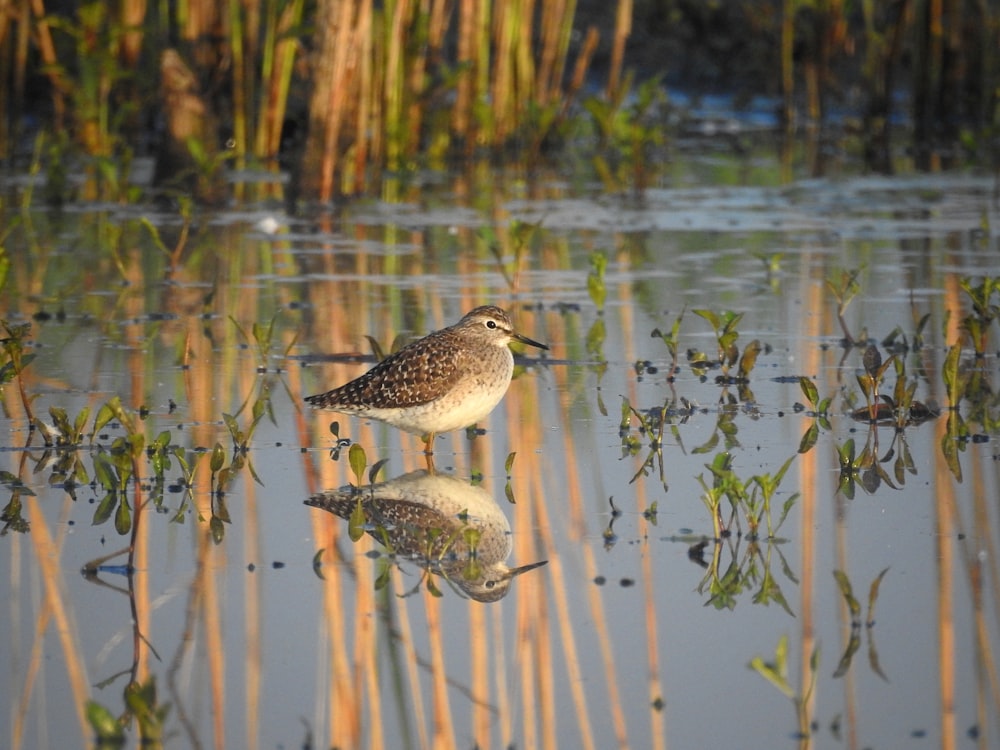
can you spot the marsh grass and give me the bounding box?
[4,1,1000,202]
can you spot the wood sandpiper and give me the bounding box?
[305,305,548,454]
[306,470,547,602]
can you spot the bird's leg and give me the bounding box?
[422,433,436,473]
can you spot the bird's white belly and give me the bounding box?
[363,364,512,435]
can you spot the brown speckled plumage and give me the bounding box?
[305,306,547,450]
[306,470,547,601]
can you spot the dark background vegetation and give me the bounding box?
[0,0,996,202]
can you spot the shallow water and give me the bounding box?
[2,151,999,749]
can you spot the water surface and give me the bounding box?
[2,153,999,749]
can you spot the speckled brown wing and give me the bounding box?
[306,328,468,409]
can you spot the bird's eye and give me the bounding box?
[485,580,496,588]
[485,320,497,330]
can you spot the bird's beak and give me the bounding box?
[506,559,549,579]
[513,332,549,351]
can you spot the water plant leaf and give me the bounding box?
[368,458,389,486]
[586,317,606,357]
[348,498,366,542]
[837,439,856,470]
[832,570,861,619]
[799,377,819,408]
[693,309,721,331]
[587,252,607,311]
[738,339,762,379]
[942,343,962,406]
[832,630,861,679]
[692,431,719,454]
[114,496,131,535]
[210,442,226,473]
[425,575,443,598]
[91,401,116,441]
[374,564,391,591]
[92,452,117,491]
[312,549,326,580]
[798,422,819,454]
[222,412,242,443]
[92,491,117,526]
[210,515,225,544]
[868,634,889,682]
[86,701,124,743]
[941,415,964,483]
[867,567,890,625]
[748,634,796,700]
[775,494,799,534]
[348,443,367,485]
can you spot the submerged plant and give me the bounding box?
[749,635,820,741]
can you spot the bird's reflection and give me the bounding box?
[307,470,546,602]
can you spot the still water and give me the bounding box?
[2,147,999,749]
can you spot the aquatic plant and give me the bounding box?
[831,568,889,680]
[87,676,171,747]
[958,276,999,357]
[650,308,685,381]
[0,320,37,422]
[584,74,666,192]
[826,267,862,347]
[746,456,798,540]
[855,343,895,423]
[796,376,832,454]
[749,635,820,741]
[692,309,746,379]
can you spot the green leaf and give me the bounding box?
[693,309,721,332]
[210,515,225,544]
[798,422,819,454]
[837,439,856,469]
[86,701,124,742]
[942,343,962,405]
[115,497,131,535]
[91,401,116,440]
[425,575,443,597]
[348,443,367,485]
[748,636,795,700]
[369,458,389,485]
[92,452,117,491]
[799,377,819,408]
[210,442,226,473]
[222,412,241,441]
[92,492,117,526]
[505,451,516,474]
[867,567,890,624]
[348,498,366,542]
[738,339,761,378]
[832,570,861,619]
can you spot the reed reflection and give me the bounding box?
[307,470,546,602]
